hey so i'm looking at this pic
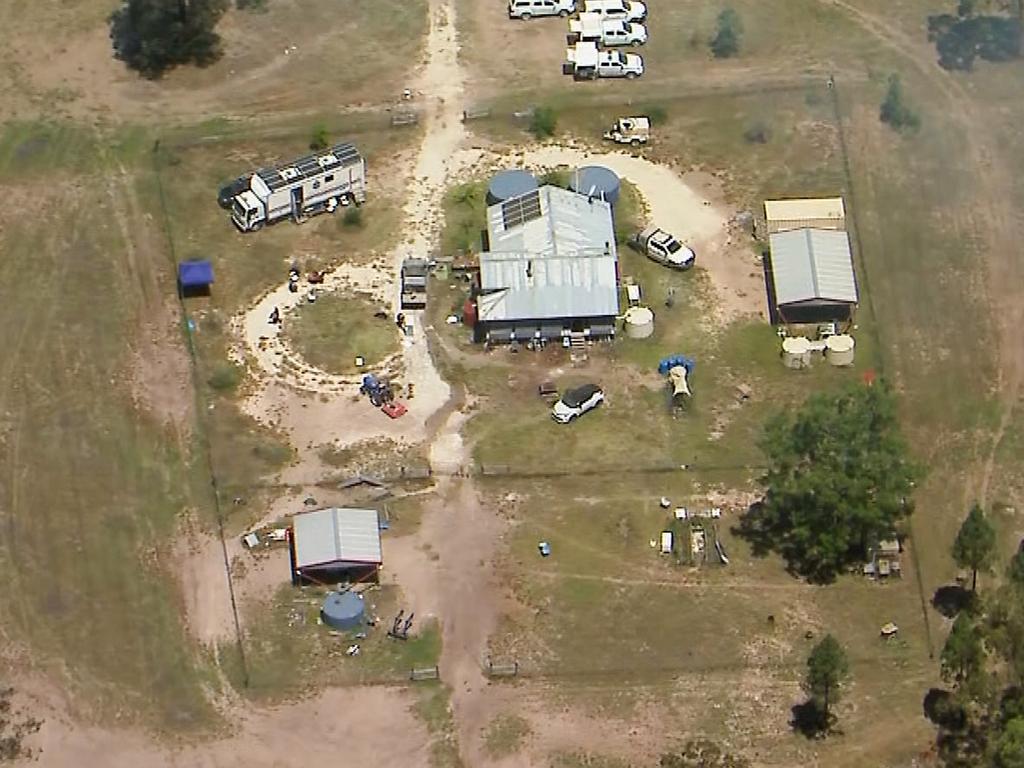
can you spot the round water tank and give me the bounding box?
[623,306,654,339]
[569,166,621,207]
[825,334,856,367]
[321,591,365,631]
[781,336,812,369]
[486,170,538,206]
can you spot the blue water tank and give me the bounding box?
[321,591,366,631]
[569,166,621,206]
[487,170,538,205]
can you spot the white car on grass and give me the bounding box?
[630,226,696,270]
[551,384,605,423]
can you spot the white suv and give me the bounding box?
[552,384,605,423]
[509,0,576,19]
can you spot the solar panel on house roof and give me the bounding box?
[501,189,543,230]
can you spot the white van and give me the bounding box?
[509,0,576,19]
[582,0,647,22]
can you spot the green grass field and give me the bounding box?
[0,121,217,729]
[224,584,442,699]
[283,292,400,375]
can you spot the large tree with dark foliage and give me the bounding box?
[953,504,997,592]
[109,0,229,78]
[928,1,1021,71]
[747,382,917,582]
[802,634,850,733]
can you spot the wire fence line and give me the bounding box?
[828,75,935,661]
[151,143,251,688]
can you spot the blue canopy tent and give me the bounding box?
[178,259,214,297]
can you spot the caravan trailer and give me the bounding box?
[230,143,367,232]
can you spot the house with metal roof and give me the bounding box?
[763,197,846,234]
[288,507,382,584]
[475,185,619,343]
[768,228,858,324]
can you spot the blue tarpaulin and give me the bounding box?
[178,260,214,289]
[658,355,695,376]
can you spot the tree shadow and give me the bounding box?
[790,700,832,739]
[923,688,966,730]
[932,585,975,619]
[731,501,774,558]
[732,501,841,585]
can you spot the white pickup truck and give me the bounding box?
[563,41,644,80]
[582,0,647,22]
[630,226,696,270]
[568,13,647,46]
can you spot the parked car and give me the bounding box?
[509,0,575,19]
[217,175,251,209]
[630,226,696,270]
[564,42,644,80]
[581,0,647,22]
[551,384,605,423]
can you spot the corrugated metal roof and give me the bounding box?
[769,228,858,306]
[479,185,619,323]
[486,185,616,258]
[478,252,619,321]
[764,197,845,223]
[292,507,382,569]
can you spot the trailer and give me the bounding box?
[230,142,367,232]
[568,13,647,46]
[563,41,643,80]
[400,258,429,309]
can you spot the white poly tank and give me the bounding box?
[825,334,856,367]
[623,306,654,339]
[781,336,812,369]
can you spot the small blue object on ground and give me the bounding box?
[538,541,551,557]
[658,355,696,376]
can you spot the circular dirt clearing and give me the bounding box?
[283,291,399,375]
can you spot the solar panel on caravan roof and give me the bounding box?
[501,189,543,230]
[257,142,362,192]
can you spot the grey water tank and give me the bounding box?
[569,166,620,206]
[486,170,538,205]
[321,591,365,631]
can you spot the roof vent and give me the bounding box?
[318,154,338,168]
[279,167,300,181]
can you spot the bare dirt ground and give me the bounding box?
[18,678,429,768]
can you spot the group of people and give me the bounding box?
[270,265,323,325]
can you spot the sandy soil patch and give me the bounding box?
[19,679,429,768]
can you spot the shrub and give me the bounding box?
[879,74,921,132]
[710,8,743,58]
[529,106,558,139]
[309,123,329,151]
[743,120,772,144]
[342,206,363,228]
[207,361,242,392]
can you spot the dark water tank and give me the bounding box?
[569,166,621,206]
[486,170,538,206]
[321,591,365,631]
